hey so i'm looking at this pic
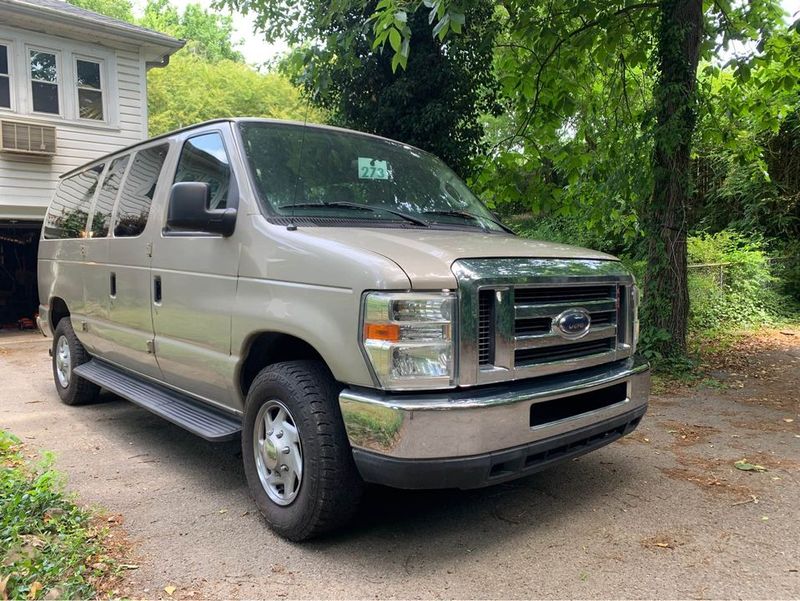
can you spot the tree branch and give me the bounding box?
[521,2,659,134]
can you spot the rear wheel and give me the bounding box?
[52,318,99,406]
[242,360,363,541]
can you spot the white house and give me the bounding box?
[0,0,182,326]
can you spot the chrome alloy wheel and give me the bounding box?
[55,335,72,388]
[253,400,303,506]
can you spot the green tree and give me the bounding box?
[66,0,134,22]
[139,0,244,62]
[693,25,800,241]
[225,0,500,177]
[365,0,789,356]
[66,0,318,136]
[147,53,322,135]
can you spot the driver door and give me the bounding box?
[150,128,241,410]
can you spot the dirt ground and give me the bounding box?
[1,328,798,600]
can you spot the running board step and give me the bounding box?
[73,360,241,441]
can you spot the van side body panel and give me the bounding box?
[37,239,86,333]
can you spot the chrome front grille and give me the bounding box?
[512,284,620,367]
[478,290,494,365]
[454,258,636,387]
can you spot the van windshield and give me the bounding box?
[238,122,507,232]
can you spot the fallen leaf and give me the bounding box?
[783,418,794,423]
[218,509,227,514]
[28,581,42,600]
[734,459,767,472]
[119,563,139,570]
[43,587,62,600]
[164,585,177,596]
[20,535,45,549]
[1,574,9,601]
[654,542,670,548]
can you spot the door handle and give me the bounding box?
[153,275,162,304]
[109,272,116,297]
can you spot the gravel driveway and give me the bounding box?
[1,329,798,599]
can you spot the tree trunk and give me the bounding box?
[642,0,703,357]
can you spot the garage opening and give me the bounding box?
[0,221,40,330]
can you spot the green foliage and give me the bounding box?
[509,214,622,255]
[686,231,798,332]
[693,27,800,244]
[66,0,134,22]
[147,53,321,135]
[67,0,317,135]
[69,0,246,63]
[139,0,244,63]
[228,0,500,178]
[0,431,108,600]
[778,240,800,300]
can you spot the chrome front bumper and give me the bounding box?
[339,356,650,489]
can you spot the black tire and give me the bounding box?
[242,360,364,541]
[52,318,100,406]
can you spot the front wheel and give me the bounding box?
[242,360,364,541]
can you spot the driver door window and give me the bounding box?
[174,132,232,210]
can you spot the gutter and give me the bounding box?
[146,50,181,70]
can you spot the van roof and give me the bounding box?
[60,118,421,179]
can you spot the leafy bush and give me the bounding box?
[508,214,624,254]
[776,240,800,300]
[686,231,798,331]
[0,431,110,599]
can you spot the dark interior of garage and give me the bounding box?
[0,222,40,330]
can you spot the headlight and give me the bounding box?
[361,291,456,390]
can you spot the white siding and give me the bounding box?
[0,23,148,220]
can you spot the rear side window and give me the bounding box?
[174,133,232,210]
[90,155,128,238]
[43,164,103,239]
[114,144,169,237]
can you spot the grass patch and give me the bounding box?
[0,431,123,600]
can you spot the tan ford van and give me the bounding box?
[38,118,649,540]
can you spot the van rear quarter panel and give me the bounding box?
[232,215,412,404]
[38,238,90,336]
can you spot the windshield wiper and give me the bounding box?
[422,210,514,234]
[277,201,429,227]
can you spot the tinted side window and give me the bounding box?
[90,155,129,238]
[43,164,103,239]
[174,133,231,210]
[114,144,169,237]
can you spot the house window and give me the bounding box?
[76,58,103,120]
[0,44,10,109]
[30,49,59,114]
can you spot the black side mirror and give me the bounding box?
[167,182,237,236]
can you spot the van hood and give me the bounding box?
[304,228,619,289]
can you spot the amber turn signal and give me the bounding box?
[363,323,401,342]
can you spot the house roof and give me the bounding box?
[0,0,184,62]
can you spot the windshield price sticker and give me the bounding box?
[358,157,389,180]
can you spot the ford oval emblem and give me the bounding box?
[554,309,592,339]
